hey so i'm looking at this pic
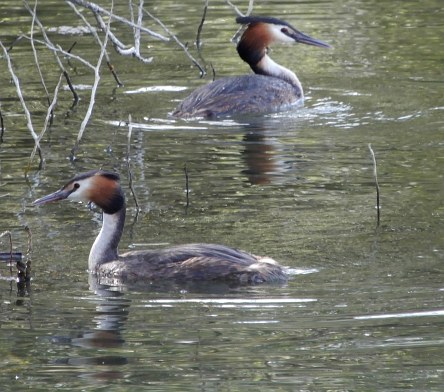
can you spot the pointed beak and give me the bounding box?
[291,30,331,49]
[33,188,71,206]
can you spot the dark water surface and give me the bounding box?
[1,0,443,390]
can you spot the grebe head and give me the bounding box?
[236,15,330,66]
[236,15,330,48]
[33,170,124,215]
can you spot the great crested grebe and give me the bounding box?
[173,15,330,118]
[33,170,287,285]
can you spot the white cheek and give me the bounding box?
[66,177,95,202]
[268,25,295,44]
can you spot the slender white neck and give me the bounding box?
[88,208,125,271]
[257,54,303,96]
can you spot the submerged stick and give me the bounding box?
[184,163,190,209]
[67,41,77,53]
[0,105,4,143]
[62,70,79,106]
[368,144,380,226]
[210,62,216,81]
[126,114,140,211]
[196,0,209,51]
[25,226,32,281]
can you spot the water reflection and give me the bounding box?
[241,126,284,185]
[52,277,131,382]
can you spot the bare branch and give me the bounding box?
[134,0,143,54]
[226,0,255,43]
[21,34,95,69]
[70,0,113,159]
[28,0,51,107]
[24,2,80,104]
[93,11,153,64]
[246,0,255,15]
[0,40,43,165]
[29,72,64,166]
[66,0,169,41]
[67,1,124,86]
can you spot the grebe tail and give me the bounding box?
[33,170,287,285]
[173,15,330,118]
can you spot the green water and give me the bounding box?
[0,0,443,390]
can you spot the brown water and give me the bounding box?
[1,0,443,390]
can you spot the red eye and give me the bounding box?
[281,27,289,35]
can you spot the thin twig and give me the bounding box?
[29,72,64,167]
[62,70,79,105]
[246,0,255,15]
[196,0,209,51]
[126,114,140,211]
[143,8,206,76]
[210,62,216,81]
[94,11,153,64]
[0,40,43,166]
[134,0,143,55]
[71,1,113,159]
[29,0,51,108]
[67,1,124,86]
[225,0,255,16]
[5,35,24,52]
[227,0,255,43]
[67,41,77,53]
[368,144,380,226]
[107,61,123,86]
[21,35,95,69]
[0,104,4,143]
[128,0,135,27]
[24,3,81,104]
[184,163,190,209]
